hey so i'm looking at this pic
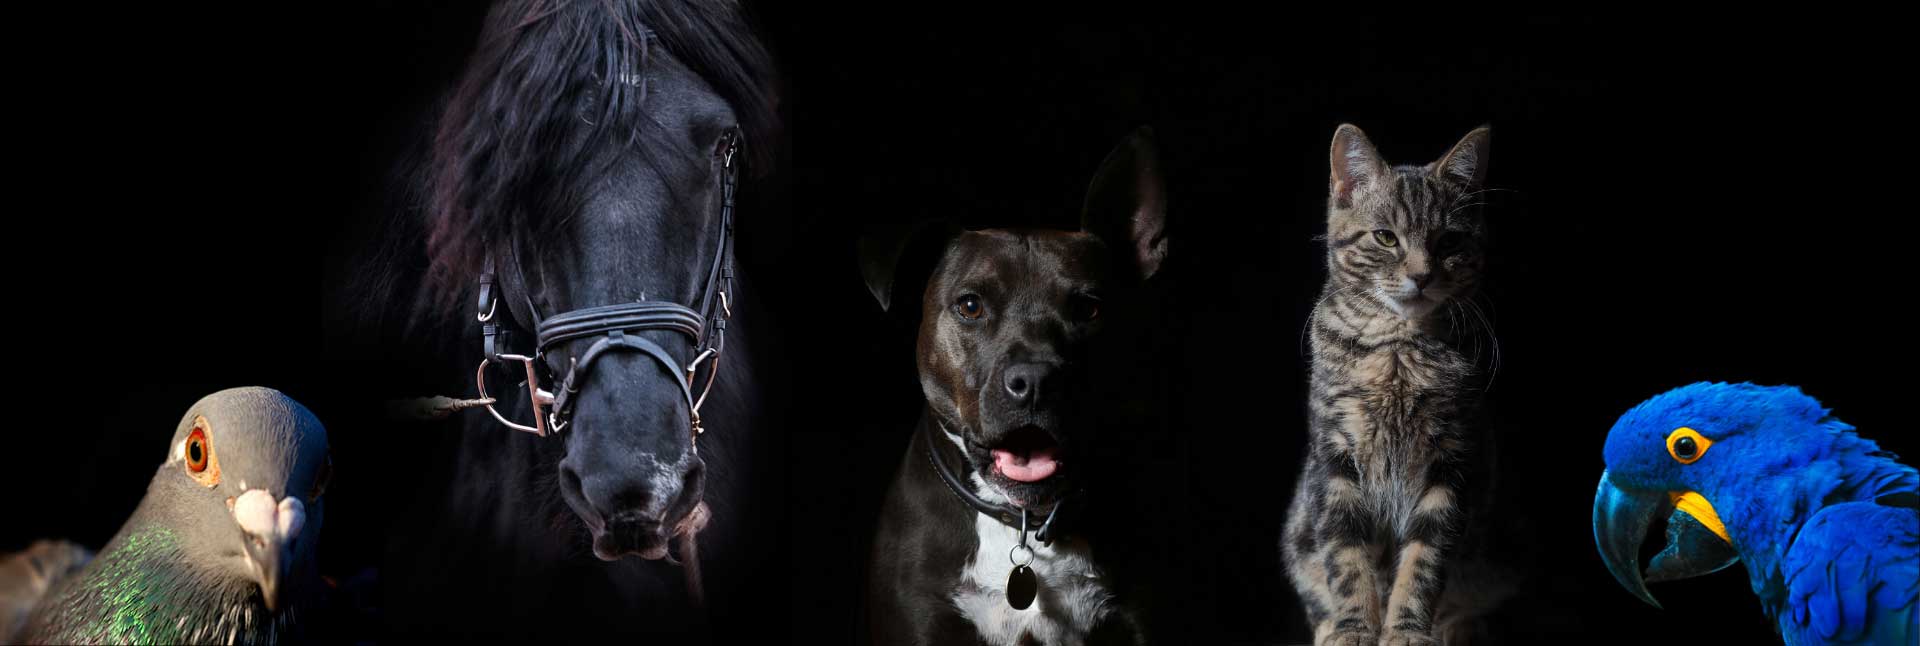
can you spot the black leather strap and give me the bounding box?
[922,419,1078,545]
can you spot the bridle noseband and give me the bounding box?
[473,132,740,441]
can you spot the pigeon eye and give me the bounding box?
[1373,230,1399,248]
[187,430,208,472]
[955,294,985,321]
[310,455,333,501]
[1666,427,1713,465]
[185,417,220,487]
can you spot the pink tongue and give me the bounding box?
[992,447,1059,482]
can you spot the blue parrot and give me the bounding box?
[1594,382,1918,645]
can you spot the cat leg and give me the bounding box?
[1287,454,1381,646]
[1381,481,1459,646]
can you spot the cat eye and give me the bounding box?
[955,294,985,320]
[1666,427,1713,465]
[1437,231,1469,252]
[1372,230,1399,248]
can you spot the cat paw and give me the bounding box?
[1378,631,1438,646]
[1318,629,1378,646]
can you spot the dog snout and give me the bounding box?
[1001,362,1054,406]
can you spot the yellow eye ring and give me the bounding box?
[1666,427,1712,464]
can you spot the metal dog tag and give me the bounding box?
[1006,565,1037,610]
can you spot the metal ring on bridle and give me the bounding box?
[474,354,555,437]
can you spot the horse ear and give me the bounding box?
[1081,127,1168,281]
[1330,123,1387,208]
[857,220,960,312]
[1431,125,1491,188]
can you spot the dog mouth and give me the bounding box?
[987,425,1064,484]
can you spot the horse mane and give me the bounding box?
[422,0,779,311]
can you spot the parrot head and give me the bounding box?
[1593,382,1837,607]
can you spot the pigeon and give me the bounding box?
[16,387,332,645]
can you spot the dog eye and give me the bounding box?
[1372,230,1399,248]
[955,294,985,320]
[1069,294,1100,322]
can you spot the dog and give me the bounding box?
[860,130,1168,646]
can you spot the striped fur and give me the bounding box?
[1282,125,1508,646]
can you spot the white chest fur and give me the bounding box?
[950,510,1114,645]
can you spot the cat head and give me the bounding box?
[1325,124,1491,320]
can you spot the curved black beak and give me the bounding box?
[1646,507,1741,584]
[1594,471,1742,609]
[1593,470,1669,608]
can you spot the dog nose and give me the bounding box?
[1003,363,1050,403]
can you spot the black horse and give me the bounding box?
[344,0,783,640]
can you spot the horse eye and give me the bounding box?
[1372,230,1399,248]
[955,294,985,320]
[1070,295,1101,322]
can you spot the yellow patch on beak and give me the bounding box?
[1669,491,1730,544]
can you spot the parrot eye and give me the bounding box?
[1666,427,1713,465]
[185,417,221,487]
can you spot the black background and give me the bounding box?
[6,8,1914,645]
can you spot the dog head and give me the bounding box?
[860,129,1167,508]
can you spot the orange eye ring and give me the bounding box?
[1666,427,1713,465]
[185,417,221,487]
[186,429,209,472]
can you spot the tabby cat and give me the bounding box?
[1281,124,1509,646]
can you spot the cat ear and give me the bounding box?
[1081,127,1168,281]
[1432,126,1491,187]
[1330,124,1387,208]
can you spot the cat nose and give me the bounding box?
[1407,272,1434,290]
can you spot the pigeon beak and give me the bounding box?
[233,489,305,613]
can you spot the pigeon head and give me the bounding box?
[148,387,331,614]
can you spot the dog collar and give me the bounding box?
[922,418,1080,545]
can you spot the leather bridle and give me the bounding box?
[472,131,740,441]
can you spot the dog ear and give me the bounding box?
[857,219,960,312]
[1080,127,1168,281]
